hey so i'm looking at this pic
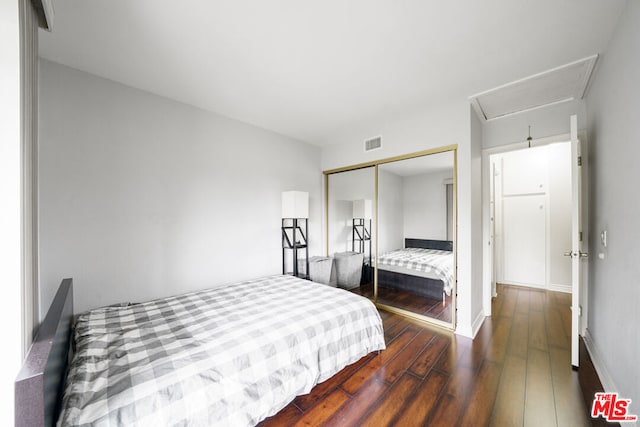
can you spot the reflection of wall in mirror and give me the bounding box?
[327,168,374,255]
[378,169,404,255]
[403,170,453,241]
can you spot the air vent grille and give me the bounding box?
[364,136,382,152]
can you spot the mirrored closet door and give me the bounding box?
[324,146,457,330]
[326,166,375,298]
[376,150,456,328]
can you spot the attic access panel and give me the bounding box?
[470,55,597,121]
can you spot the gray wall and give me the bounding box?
[327,167,375,255]
[377,169,404,255]
[469,106,484,327]
[320,99,482,337]
[586,0,640,405]
[39,60,322,316]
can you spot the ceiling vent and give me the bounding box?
[469,55,598,121]
[364,136,382,152]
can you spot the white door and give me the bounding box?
[502,195,547,286]
[569,114,586,368]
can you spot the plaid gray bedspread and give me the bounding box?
[377,248,454,295]
[58,275,385,426]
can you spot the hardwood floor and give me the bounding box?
[259,284,590,427]
[350,283,453,322]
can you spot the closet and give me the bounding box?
[492,142,572,291]
[325,146,457,330]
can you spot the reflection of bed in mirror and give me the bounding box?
[377,238,454,301]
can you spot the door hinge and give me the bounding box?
[578,156,582,166]
[579,231,583,242]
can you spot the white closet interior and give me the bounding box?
[492,142,572,292]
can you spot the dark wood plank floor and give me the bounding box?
[350,283,453,322]
[259,284,590,427]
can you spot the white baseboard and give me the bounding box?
[583,329,617,394]
[548,283,572,293]
[456,310,486,339]
[501,280,546,290]
[582,330,638,426]
[454,323,472,338]
[501,281,571,293]
[471,310,485,338]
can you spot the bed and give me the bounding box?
[376,238,454,300]
[15,275,385,427]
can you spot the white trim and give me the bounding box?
[469,56,598,100]
[31,0,55,31]
[19,0,39,356]
[548,283,572,293]
[500,281,547,291]
[470,96,486,121]
[454,323,471,338]
[583,329,617,395]
[483,98,575,122]
[41,0,55,31]
[584,331,638,427]
[481,132,574,323]
[545,165,551,291]
[482,153,493,315]
[468,55,598,122]
[471,310,485,338]
[456,309,485,339]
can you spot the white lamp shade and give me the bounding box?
[353,199,372,219]
[282,191,309,218]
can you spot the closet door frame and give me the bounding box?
[324,145,458,331]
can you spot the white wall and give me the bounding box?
[38,60,323,316]
[586,0,640,407]
[0,2,23,424]
[402,170,452,241]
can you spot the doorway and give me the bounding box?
[482,123,589,367]
[490,142,572,293]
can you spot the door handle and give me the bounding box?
[564,251,588,258]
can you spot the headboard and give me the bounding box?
[405,238,453,252]
[15,278,73,427]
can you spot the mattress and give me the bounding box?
[58,275,385,426]
[377,247,454,295]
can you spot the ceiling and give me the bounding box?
[39,0,626,145]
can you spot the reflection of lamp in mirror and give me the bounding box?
[352,199,372,273]
[281,191,309,279]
